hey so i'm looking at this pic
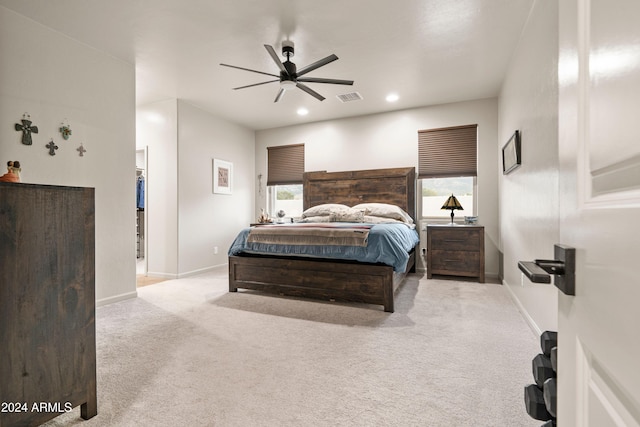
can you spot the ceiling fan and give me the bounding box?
[220,41,354,102]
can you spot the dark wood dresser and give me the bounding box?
[0,182,97,426]
[427,224,485,283]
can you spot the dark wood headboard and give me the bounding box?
[303,167,416,221]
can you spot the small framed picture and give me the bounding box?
[213,159,233,194]
[502,130,521,174]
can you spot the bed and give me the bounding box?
[228,167,418,312]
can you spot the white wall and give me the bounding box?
[136,99,179,277]
[0,6,137,305]
[177,100,255,275]
[498,0,559,334]
[255,98,500,276]
[137,99,254,278]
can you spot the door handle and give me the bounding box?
[518,244,576,295]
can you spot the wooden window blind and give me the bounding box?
[418,124,478,178]
[267,143,305,185]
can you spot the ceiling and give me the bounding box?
[0,0,534,131]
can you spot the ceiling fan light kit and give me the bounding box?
[220,41,354,103]
[280,80,296,89]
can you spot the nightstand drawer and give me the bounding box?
[429,229,481,251]
[429,250,480,276]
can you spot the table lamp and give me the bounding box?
[441,194,463,224]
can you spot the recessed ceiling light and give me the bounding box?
[297,108,309,116]
[386,93,399,102]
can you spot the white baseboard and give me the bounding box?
[97,290,138,307]
[146,271,178,279]
[146,264,227,280]
[502,278,541,338]
[486,272,500,281]
[177,264,227,278]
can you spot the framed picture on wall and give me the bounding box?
[213,159,233,194]
[502,130,521,174]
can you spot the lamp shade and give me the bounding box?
[441,194,463,223]
[441,194,463,210]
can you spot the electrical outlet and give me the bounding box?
[214,246,219,255]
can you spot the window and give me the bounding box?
[421,177,475,217]
[418,124,477,219]
[267,144,304,219]
[268,184,304,219]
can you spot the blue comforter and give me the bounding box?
[228,223,420,272]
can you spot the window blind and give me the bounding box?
[267,143,305,185]
[418,124,478,178]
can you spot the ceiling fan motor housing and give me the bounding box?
[281,61,297,80]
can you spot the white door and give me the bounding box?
[558,0,640,425]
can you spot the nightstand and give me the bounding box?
[426,224,485,283]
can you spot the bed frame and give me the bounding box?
[228,167,417,312]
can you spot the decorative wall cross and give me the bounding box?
[77,143,86,157]
[15,114,39,145]
[60,123,72,140]
[46,139,59,156]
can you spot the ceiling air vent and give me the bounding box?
[336,92,363,103]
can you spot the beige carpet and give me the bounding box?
[43,267,540,427]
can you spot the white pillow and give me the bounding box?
[302,203,350,218]
[352,203,413,224]
[362,215,404,224]
[300,215,331,223]
[329,208,365,223]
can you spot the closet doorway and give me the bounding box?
[136,148,148,282]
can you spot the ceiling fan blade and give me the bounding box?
[264,45,289,76]
[296,54,339,77]
[220,63,279,78]
[274,88,286,103]
[297,77,354,85]
[233,80,279,90]
[296,83,325,101]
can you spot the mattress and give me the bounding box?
[228,222,420,272]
